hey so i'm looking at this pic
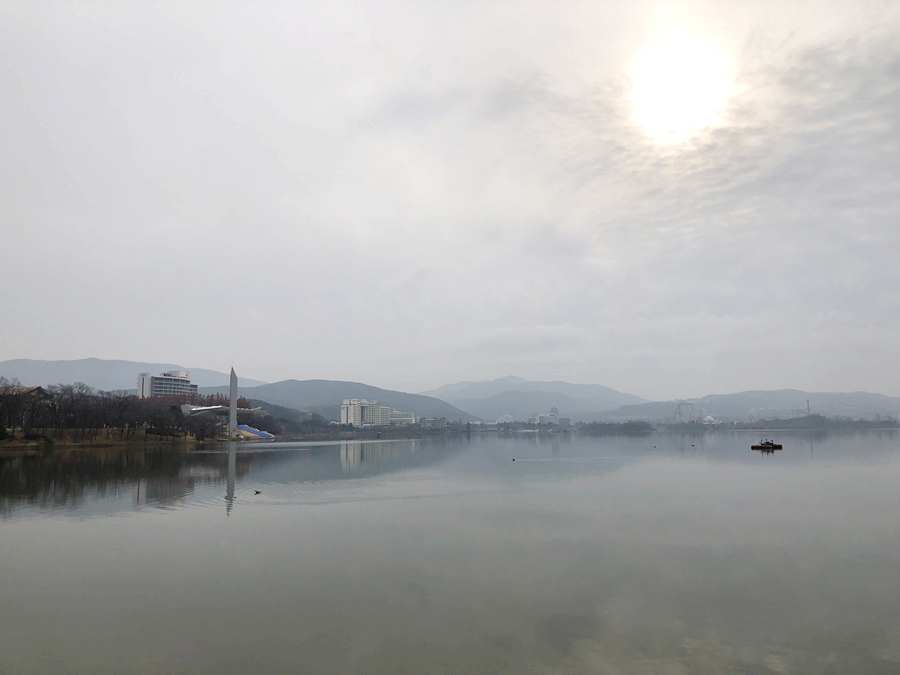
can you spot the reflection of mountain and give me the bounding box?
[237,438,460,485]
[134,476,194,507]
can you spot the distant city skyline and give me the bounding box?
[2,1,898,401]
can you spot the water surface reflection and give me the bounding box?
[1,431,898,674]
[0,438,456,518]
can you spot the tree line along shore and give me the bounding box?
[0,378,278,449]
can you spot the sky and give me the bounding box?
[1,1,898,401]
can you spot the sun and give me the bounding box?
[629,32,734,143]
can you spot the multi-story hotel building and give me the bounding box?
[340,399,392,426]
[136,371,199,399]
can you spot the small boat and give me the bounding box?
[751,439,783,450]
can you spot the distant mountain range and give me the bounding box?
[3,360,898,424]
[199,379,478,423]
[597,389,900,423]
[421,376,646,422]
[0,359,472,421]
[0,358,268,391]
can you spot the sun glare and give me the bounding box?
[630,33,734,143]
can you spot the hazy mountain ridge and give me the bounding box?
[0,358,269,391]
[422,376,528,401]
[198,379,479,423]
[452,391,583,422]
[598,389,900,423]
[423,376,646,421]
[4,360,898,424]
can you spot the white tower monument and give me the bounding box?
[228,368,238,437]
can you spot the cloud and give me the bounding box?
[1,1,898,398]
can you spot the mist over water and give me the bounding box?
[2,432,899,674]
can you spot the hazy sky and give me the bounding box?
[2,1,898,400]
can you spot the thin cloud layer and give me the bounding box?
[1,1,898,399]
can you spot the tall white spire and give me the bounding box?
[228,368,237,437]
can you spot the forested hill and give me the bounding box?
[198,379,479,422]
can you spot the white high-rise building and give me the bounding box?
[136,371,199,398]
[363,403,391,426]
[341,399,363,426]
[341,399,392,427]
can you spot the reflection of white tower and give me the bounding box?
[226,441,236,516]
[228,368,237,437]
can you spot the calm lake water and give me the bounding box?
[2,431,899,674]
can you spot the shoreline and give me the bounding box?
[0,425,439,453]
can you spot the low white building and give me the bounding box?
[390,410,416,426]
